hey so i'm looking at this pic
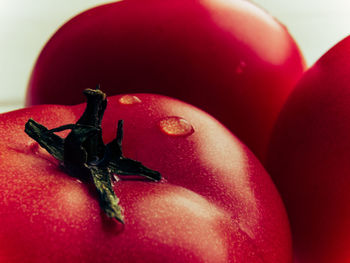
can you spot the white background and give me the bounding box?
[1,0,350,113]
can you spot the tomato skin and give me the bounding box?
[26,0,305,161]
[266,36,350,263]
[1,94,291,262]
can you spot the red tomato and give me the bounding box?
[26,0,305,161]
[267,36,350,263]
[1,90,291,262]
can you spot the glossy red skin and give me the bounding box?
[26,0,305,161]
[1,94,291,262]
[267,36,350,263]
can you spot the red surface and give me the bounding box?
[267,36,350,263]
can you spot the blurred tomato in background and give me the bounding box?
[25,0,305,161]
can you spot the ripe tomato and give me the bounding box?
[26,0,305,161]
[267,36,350,263]
[1,90,291,262]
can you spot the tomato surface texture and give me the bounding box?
[267,36,350,263]
[26,0,305,161]
[1,92,291,262]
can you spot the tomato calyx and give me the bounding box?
[24,88,161,223]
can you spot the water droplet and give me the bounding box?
[159,116,194,136]
[236,60,247,74]
[119,95,141,105]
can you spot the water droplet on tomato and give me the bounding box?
[118,95,141,105]
[159,116,194,136]
[236,60,247,74]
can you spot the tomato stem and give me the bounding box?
[24,88,161,224]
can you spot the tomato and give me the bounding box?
[1,89,291,262]
[266,36,350,263]
[26,0,305,161]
